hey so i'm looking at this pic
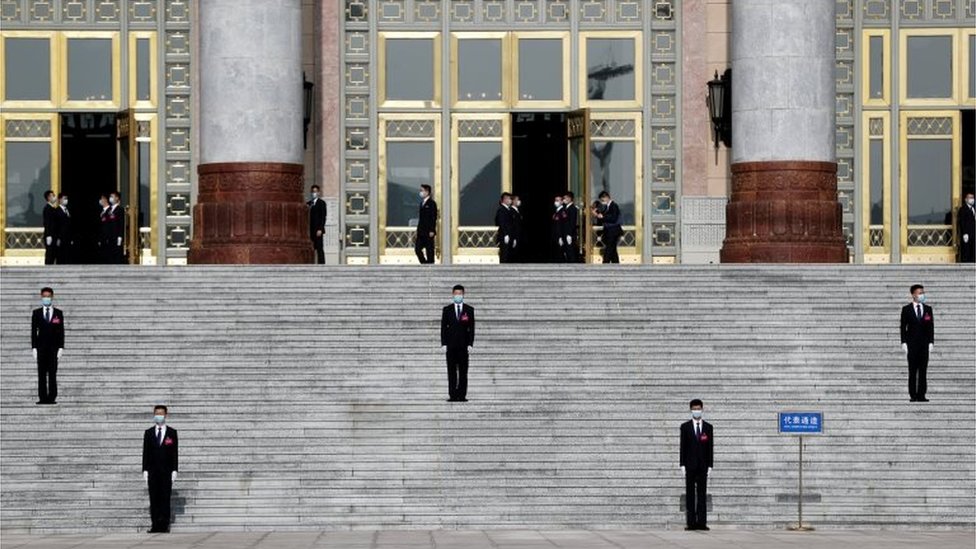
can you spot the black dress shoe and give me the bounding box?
[446,398,455,402]
[918,398,929,402]
[699,526,710,531]
[36,401,46,405]
[910,398,917,402]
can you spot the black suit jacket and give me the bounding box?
[510,207,523,240]
[31,307,65,351]
[495,206,514,243]
[900,303,934,348]
[143,426,179,474]
[56,207,73,244]
[600,201,621,227]
[307,198,327,238]
[562,204,579,239]
[959,205,976,240]
[417,198,438,236]
[680,420,713,472]
[101,205,125,243]
[43,204,61,241]
[441,303,475,350]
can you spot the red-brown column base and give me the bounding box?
[720,161,848,263]
[189,162,313,264]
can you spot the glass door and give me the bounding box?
[117,110,138,264]
[567,108,592,263]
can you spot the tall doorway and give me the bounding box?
[60,112,117,263]
[511,112,568,262]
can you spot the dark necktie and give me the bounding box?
[695,423,700,439]
[45,307,50,323]
[916,304,922,319]
[456,305,461,320]
[157,427,162,446]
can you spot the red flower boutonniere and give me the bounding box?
[699,434,709,443]
[51,317,61,324]
[163,437,174,446]
[460,314,470,323]
[923,314,931,321]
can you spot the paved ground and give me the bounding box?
[0,530,974,549]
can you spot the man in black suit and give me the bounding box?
[552,194,567,262]
[102,191,125,264]
[561,192,580,263]
[143,405,178,533]
[509,195,523,263]
[900,284,935,402]
[495,193,516,263]
[56,193,74,264]
[31,287,64,405]
[415,184,438,264]
[594,191,621,263]
[679,399,713,531]
[958,192,975,263]
[97,194,111,264]
[307,184,328,264]
[440,285,475,402]
[42,190,61,265]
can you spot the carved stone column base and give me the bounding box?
[189,162,313,264]
[720,161,848,263]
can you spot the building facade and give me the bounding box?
[1,0,973,265]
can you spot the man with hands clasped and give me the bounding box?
[680,399,713,531]
[31,286,64,405]
[143,405,179,533]
[440,285,475,402]
[900,284,935,402]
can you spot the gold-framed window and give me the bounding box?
[588,112,642,263]
[579,31,643,109]
[450,112,510,262]
[899,110,961,263]
[0,112,60,259]
[0,31,58,109]
[861,29,891,107]
[512,31,570,109]
[861,111,891,262]
[898,28,961,107]
[962,28,975,104]
[450,32,510,109]
[378,113,442,264]
[60,31,121,109]
[378,31,442,109]
[128,31,158,110]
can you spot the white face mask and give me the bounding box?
[311,192,319,200]
[554,201,562,208]
[60,198,68,207]
[109,196,117,205]
[514,201,521,207]
[968,198,975,207]
[691,410,703,420]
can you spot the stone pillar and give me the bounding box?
[720,0,847,263]
[190,0,312,264]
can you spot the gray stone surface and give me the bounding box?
[0,530,973,549]
[1,266,974,533]
[199,0,303,164]
[731,0,835,163]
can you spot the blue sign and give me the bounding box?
[779,412,823,435]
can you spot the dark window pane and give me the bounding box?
[586,38,635,101]
[138,141,151,228]
[906,35,952,99]
[386,142,434,227]
[458,141,501,226]
[868,35,884,99]
[458,39,502,101]
[4,142,51,227]
[907,139,952,225]
[136,38,151,101]
[518,39,562,101]
[385,39,434,101]
[589,141,635,225]
[67,38,113,101]
[4,38,50,101]
[969,35,975,98]
[869,139,884,225]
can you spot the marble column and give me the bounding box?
[190,0,312,264]
[720,0,848,263]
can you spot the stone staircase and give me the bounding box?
[0,265,973,534]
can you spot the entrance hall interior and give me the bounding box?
[60,112,118,263]
[511,112,568,263]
